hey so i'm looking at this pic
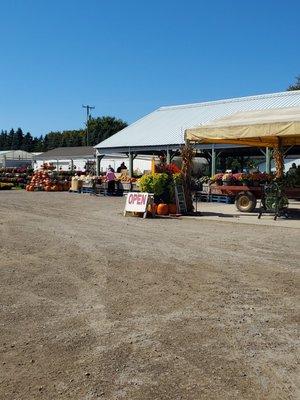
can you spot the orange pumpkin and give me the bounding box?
[157,203,169,215]
[168,204,178,214]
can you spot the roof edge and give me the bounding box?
[157,90,300,112]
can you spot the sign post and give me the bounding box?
[124,192,154,218]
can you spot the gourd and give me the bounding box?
[147,203,157,215]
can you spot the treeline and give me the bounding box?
[0,116,127,153]
[287,76,300,91]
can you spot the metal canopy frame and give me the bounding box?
[95,143,300,176]
[95,143,245,156]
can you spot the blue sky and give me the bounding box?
[0,0,299,137]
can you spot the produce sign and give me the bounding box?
[124,192,154,218]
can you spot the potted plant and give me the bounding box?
[233,173,251,186]
[138,172,170,203]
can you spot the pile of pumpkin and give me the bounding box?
[25,171,70,192]
[117,172,137,183]
[42,162,56,171]
[148,203,178,216]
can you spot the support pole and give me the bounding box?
[265,147,271,174]
[151,157,155,173]
[82,104,95,146]
[240,156,244,172]
[70,159,74,172]
[128,152,133,177]
[96,155,104,176]
[211,144,216,176]
[166,147,171,164]
[170,152,176,162]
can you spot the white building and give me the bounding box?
[0,150,33,168]
[34,146,152,174]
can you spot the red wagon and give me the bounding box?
[209,185,300,212]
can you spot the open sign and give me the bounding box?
[124,192,154,217]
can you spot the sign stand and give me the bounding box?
[124,192,155,218]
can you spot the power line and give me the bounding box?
[82,105,95,146]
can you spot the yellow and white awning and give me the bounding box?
[185,107,300,148]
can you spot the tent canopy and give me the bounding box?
[185,107,300,147]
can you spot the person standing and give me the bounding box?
[288,162,297,174]
[106,167,116,195]
[117,162,127,173]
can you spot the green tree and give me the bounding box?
[7,129,15,149]
[33,136,44,152]
[287,76,300,91]
[14,128,24,149]
[0,130,8,150]
[87,116,127,146]
[22,132,34,151]
[0,114,127,152]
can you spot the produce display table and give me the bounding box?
[118,182,132,192]
[95,182,108,195]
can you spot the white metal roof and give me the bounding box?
[0,150,33,157]
[94,90,300,151]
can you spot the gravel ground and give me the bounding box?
[0,191,299,400]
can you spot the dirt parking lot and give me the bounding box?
[0,191,299,400]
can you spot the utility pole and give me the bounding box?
[82,105,95,146]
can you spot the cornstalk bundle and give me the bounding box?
[273,147,284,178]
[181,142,195,212]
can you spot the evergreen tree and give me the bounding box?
[15,128,24,149]
[22,132,34,151]
[287,76,300,91]
[32,136,44,152]
[0,130,6,149]
[7,129,15,149]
